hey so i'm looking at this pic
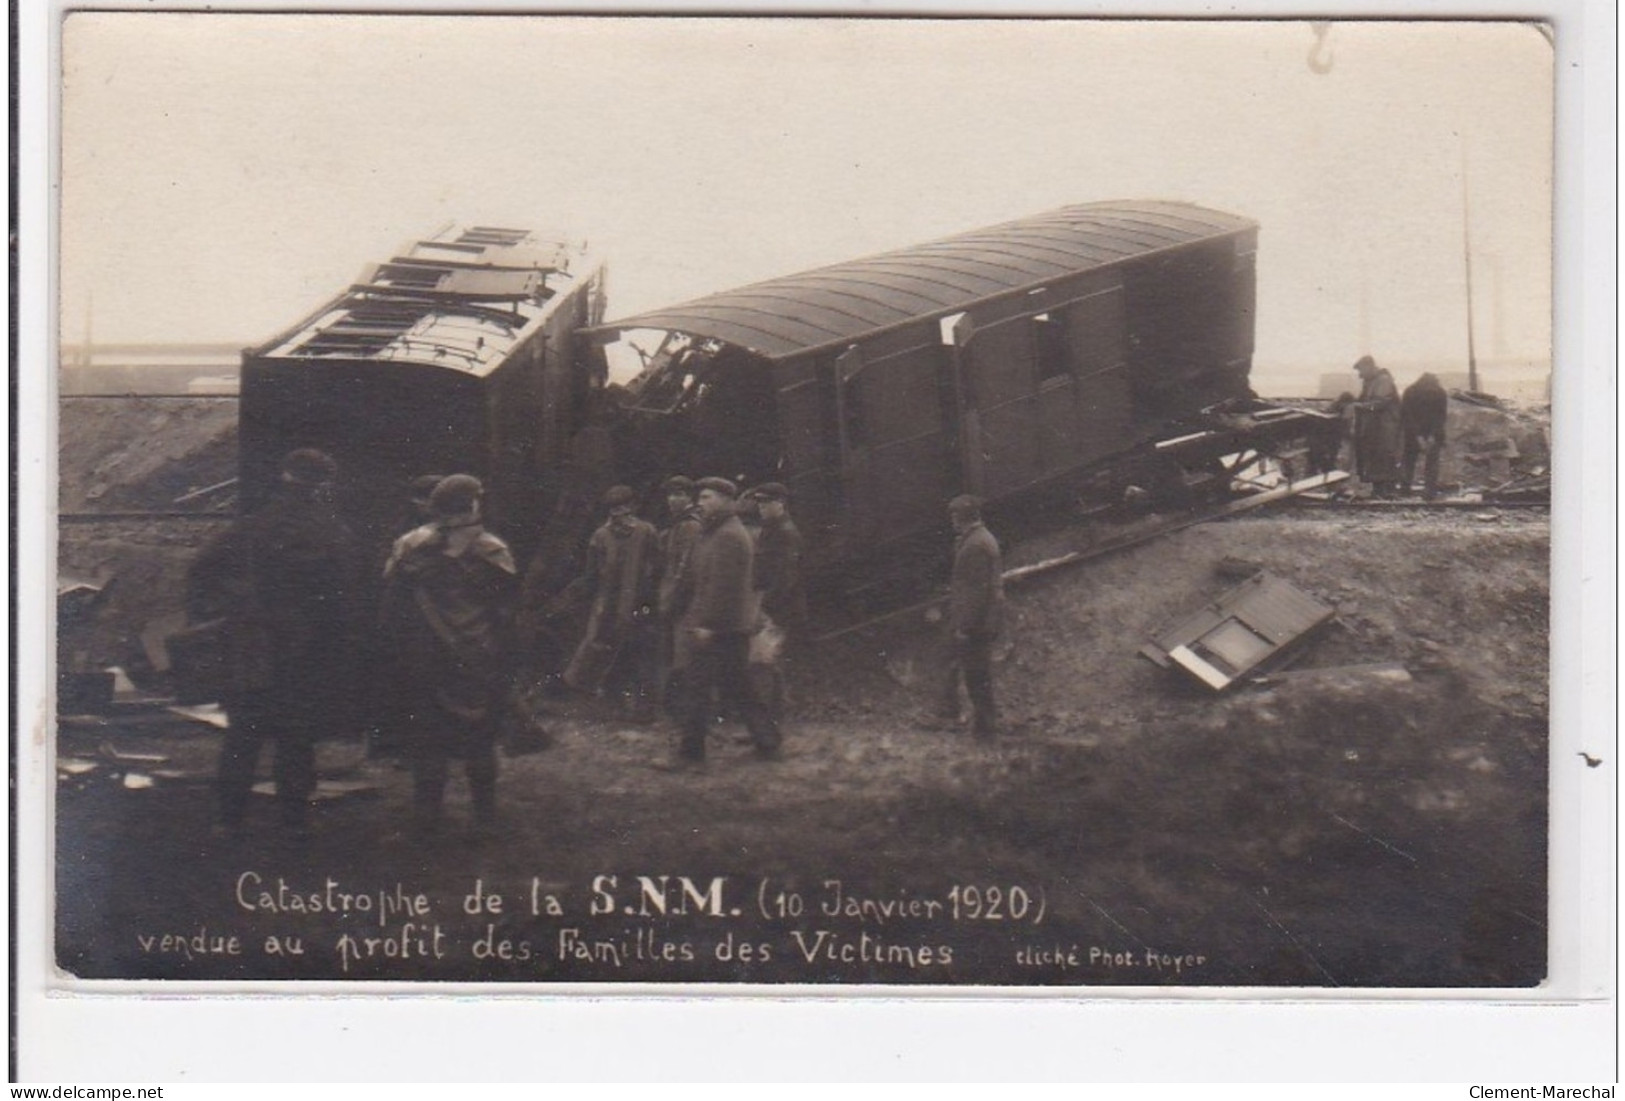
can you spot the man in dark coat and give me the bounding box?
[668,477,782,764]
[655,475,704,698]
[940,494,1004,741]
[1308,393,1354,475]
[1351,355,1404,497]
[1401,371,1450,500]
[381,474,518,838]
[748,483,808,634]
[186,448,358,838]
[563,484,660,719]
[745,482,806,722]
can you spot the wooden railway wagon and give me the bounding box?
[585,200,1319,576]
[239,225,606,558]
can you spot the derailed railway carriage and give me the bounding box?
[586,200,1307,575]
[240,225,606,556]
[240,204,1329,581]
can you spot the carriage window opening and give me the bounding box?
[939,312,966,346]
[1034,314,1070,382]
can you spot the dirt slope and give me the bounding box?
[56,509,1549,987]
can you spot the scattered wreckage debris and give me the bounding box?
[1300,496,1546,511]
[99,741,169,764]
[817,470,1349,643]
[251,779,382,802]
[1484,472,1550,505]
[171,476,239,508]
[58,570,115,618]
[58,571,119,712]
[1449,389,1505,409]
[1250,661,1413,688]
[58,665,175,721]
[1140,571,1337,692]
[167,703,231,729]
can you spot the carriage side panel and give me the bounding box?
[854,341,960,543]
[240,356,488,559]
[1122,233,1257,421]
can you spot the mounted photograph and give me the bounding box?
[51,14,1556,988]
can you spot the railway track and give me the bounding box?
[61,393,238,400]
[60,511,237,524]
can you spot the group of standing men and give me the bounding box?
[1342,355,1451,500]
[555,473,803,767]
[187,455,831,840]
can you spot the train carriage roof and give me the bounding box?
[254,226,601,375]
[588,201,1256,361]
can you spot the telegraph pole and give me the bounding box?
[1461,141,1480,393]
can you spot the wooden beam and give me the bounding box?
[813,471,1350,642]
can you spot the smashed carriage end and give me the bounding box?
[239,225,608,560]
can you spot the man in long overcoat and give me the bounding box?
[381,474,518,837]
[1352,355,1404,497]
[940,494,1004,741]
[563,484,659,719]
[186,448,358,838]
[655,474,704,698]
[668,477,782,764]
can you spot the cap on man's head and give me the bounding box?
[429,473,483,518]
[604,484,636,509]
[662,475,697,496]
[696,476,738,499]
[947,494,983,519]
[411,473,446,497]
[281,448,338,486]
[749,482,789,503]
[1353,355,1377,373]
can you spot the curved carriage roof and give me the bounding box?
[592,201,1255,361]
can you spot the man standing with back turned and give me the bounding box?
[381,474,518,839]
[1401,371,1450,500]
[941,494,1004,742]
[187,447,358,840]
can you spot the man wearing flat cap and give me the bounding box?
[941,494,1003,741]
[745,481,807,722]
[655,475,704,696]
[668,476,782,763]
[563,484,660,719]
[382,474,519,838]
[186,447,359,839]
[1351,355,1403,497]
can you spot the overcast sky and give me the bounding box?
[60,15,1552,384]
